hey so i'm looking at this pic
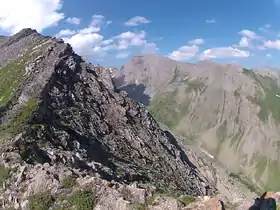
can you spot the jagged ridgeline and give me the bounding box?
[116,54,280,192]
[0,29,218,209]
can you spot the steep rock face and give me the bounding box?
[116,55,280,191]
[0,29,217,208]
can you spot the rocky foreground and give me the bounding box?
[0,29,279,209]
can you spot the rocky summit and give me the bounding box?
[0,29,219,209]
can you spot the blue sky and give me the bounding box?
[1,0,280,68]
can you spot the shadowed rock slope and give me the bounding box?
[0,29,218,209]
[116,54,280,192]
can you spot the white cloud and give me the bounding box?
[115,31,147,49]
[206,19,216,24]
[200,47,250,59]
[101,39,114,45]
[63,32,104,56]
[238,30,260,40]
[66,17,81,25]
[60,15,113,59]
[235,30,262,48]
[117,40,130,50]
[168,45,199,61]
[92,46,107,57]
[79,27,99,34]
[117,31,146,39]
[188,38,204,45]
[266,53,272,57]
[55,29,76,38]
[0,0,64,34]
[238,37,250,47]
[60,18,153,61]
[125,16,150,26]
[116,51,130,58]
[78,14,110,34]
[263,40,280,50]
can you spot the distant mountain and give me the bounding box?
[0,35,8,46]
[116,54,280,192]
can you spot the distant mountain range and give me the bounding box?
[114,54,280,192]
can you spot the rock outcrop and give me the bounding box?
[0,29,217,209]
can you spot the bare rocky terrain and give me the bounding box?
[116,54,280,194]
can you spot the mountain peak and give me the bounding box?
[1,28,40,49]
[0,27,219,209]
[16,28,38,36]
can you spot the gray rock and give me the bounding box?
[0,28,217,209]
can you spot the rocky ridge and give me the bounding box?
[0,29,221,209]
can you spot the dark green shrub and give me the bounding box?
[29,192,55,210]
[62,175,77,188]
[178,195,196,205]
[68,190,95,210]
[0,166,13,187]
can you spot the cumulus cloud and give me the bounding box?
[59,15,112,58]
[200,47,250,59]
[125,16,150,26]
[168,45,199,61]
[55,29,76,38]
[115,31,147,49]
[78,14,107,34]
[238,37,250,47]
[206,19,216,24]
[60,16,154,61]
[238,30,260,40]
[188,38,204,45]
[66,17,81,25]
[116,51,130,58]
[263,40,280,50]
[63,33,104,56]
[61,14,116,59]
[0,0,64,34]
[235,29,262,48]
